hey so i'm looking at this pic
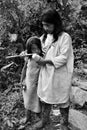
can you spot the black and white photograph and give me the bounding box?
[0,0,87,130]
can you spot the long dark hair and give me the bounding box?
[26,36,43,56]
[41,8,64,43]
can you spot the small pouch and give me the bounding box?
[21,80,26,91]
[22,84,26,91]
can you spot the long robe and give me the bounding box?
[37,32,74,105]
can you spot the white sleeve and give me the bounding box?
[51,34,72,68]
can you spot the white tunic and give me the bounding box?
[38,32,74,104]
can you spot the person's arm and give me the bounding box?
[50,34,73,68]
[37,58,53,66]
[32,54,53,66]
[20,60,27,83]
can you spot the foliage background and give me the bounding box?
[0,0,87,129]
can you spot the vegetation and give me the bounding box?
[0,0,87,129]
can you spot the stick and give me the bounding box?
[1,62,15,71]
[6,54,32,59]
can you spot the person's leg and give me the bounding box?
[20,109,31,124]
[60,107,70,130]
[32,102,51,129]
[34,112,41,123]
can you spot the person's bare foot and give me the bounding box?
[19,117,31,125]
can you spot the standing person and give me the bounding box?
[32,8,74,130]
[20,36,43,125]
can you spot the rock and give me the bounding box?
[70,86,87,106]
[72,77,87,91]
[79,80,87,91]
[69,109,87,130]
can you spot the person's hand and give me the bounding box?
[32,53,46,66]
[20,50,28,61]
[20,50,27,56]
[32,53,41,62]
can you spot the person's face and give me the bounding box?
[42,22,54,34]
[31,44,41,55]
